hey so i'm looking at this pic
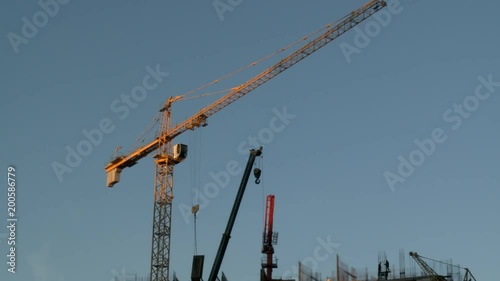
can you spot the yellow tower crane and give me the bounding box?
[104,1,388,281]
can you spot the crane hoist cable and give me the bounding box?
[192,204,200,255]
[194,213,197,254]
[189,130,201,205]
[190,129,202,255]
[191,130,201,256]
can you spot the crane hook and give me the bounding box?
[253,168,261,184]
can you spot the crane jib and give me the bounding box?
[104,0,387,184]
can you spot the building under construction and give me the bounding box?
[322,250,475,281]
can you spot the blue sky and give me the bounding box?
[1,0,499,281]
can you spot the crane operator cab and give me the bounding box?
[173,143,188,164]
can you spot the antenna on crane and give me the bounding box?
[114,146,122,158]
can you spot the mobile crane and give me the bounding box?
[104,1,388,280]
[206,147,263,281]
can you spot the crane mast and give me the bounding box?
[103,1,388,281]
[149,99,174,281]
[207,147,263,281]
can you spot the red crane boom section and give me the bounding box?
[263,195,275,246]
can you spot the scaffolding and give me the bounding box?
[329,252,463,281]
[298,261,322,281]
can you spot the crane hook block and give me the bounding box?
[253,168,261,184]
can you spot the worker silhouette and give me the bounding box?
[378,262,381,276]
[384,260,390,279]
